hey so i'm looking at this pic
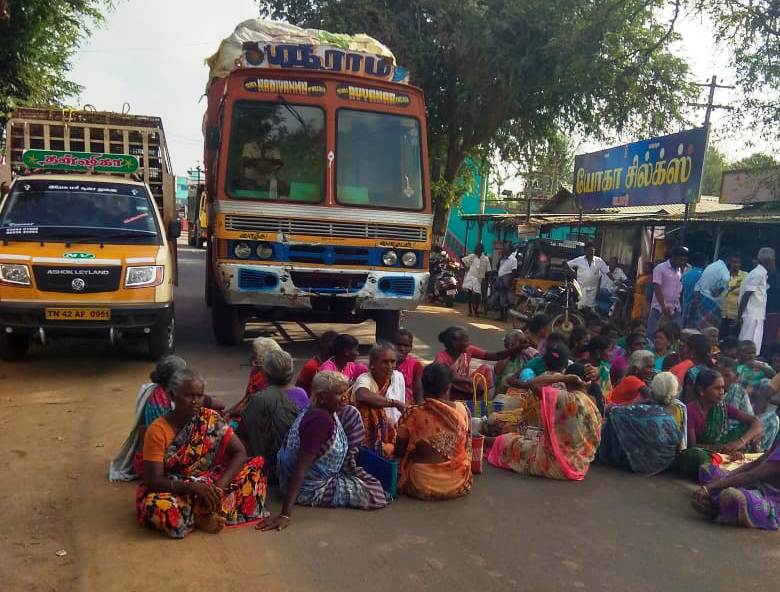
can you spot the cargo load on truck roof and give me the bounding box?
[205,19,409,89]
[1,107,174,222]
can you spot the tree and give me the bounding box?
[702,1,780,138]
[729,152,780,171]
[0,1,110,127]
[701,145,727,196]
[257,0,696,241]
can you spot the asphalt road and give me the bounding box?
[1,245,778,592]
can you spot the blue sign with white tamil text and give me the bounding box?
[573,127,707,210]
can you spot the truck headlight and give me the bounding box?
[234,242,252,259]
[0,264,31,286]
[382,250,398,266]
[401,251,417,267]
[256,242,274,259]
[125,266,164,288]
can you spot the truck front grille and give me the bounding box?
[32,266,121,293]
[225,215,427,242]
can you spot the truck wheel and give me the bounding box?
[187,229,196,247]
[0,333,31,361]
[212,289,244,346]
[148,308,175,360]
[374,310,400,342]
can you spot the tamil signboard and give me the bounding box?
[573,127,707,210]
[22,150,139,174]
[720,167,780,204]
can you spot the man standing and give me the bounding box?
[601,257,628,293]
[681,252,706,326]
[462,244,491,317]
[722,254,748,336]
[647,246,688,337]
[689,249,732,331]
[567,242,613,309]
[495,243,518,321]
[739,247,776,354]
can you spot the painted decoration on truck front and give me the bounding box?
[572,127,707,210]
[22,150,140,174]
[336,84,410,107]
[244,78,326,96]
[240,42,410,84]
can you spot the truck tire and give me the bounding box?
[212,289,244,346]
[374,310,400,342]
[0,333,31,361]
[187,228,196,247]
[148,308,175,360]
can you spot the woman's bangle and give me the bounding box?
[280,514,291,520]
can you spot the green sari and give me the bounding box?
[677,402,748,480]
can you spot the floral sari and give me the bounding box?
[396,399,473,500]
[135,408,267,539]
[434,346,494,398]
[276,405,387,509]
[488,386,602,480]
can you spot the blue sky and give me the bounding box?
[70,1,748,177]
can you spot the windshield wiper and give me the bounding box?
[277,94,308,130]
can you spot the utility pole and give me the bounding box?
[682,75,734,242]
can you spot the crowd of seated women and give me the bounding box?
[111,313,780,537]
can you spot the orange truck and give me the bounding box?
[0,108,179,360]
[202,21,432,344]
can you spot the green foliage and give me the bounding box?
[256,0,695,236]
[0,1,110,125]
[729,152,780,172]
[701,0,780,135]
[701,146,726,195]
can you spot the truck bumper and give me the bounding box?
[216,263,429,311]
[0,302,173,336]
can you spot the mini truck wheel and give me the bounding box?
[148,307,175,360]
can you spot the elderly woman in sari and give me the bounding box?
[394,363,473,500]
[136,369,267,539]
[434,326,520,400]
[608,350,655,406]
[353,342,406,456]
[494,329,536,395]
[226,337,282,426]
[486,363,603,481]
[109,356,224,481]
[597,372,686,474]
[676,368,764,480]
[238,350,304,478]
[692,440,780,530]
[261,372,388,531]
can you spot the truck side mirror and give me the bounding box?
[167,218,182,240]
[205,126,220,150]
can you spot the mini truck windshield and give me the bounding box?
[0,180,162,244]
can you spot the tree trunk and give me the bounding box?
[431,150,467,248]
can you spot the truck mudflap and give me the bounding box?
[216,263,429,310]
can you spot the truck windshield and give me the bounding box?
[336,110,423,210]
[226,100,325,202]
[0,180,161,244]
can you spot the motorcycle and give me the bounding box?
[510,279,584,333]
[594,282,633,323]
[430,257,460,307]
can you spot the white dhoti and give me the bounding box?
[739,317,765,353]
[463,274,482,294]
[579,285,597,308]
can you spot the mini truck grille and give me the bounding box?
[33,265,121,293]
[225,215,427,242]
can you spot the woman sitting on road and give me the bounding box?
[607,350,655,406]
[394,329,424,404]
[494,329,536,395]
[676,368,764,480]
[394,363,473,500]
[434,326,520,400]
[319,333,368,382]
[486,362,603,481]
[671,333,715,402]
[598,372,686,474]
[584,335,613,397]
[136,369,267,539]
[352,342,406,457]
[261,372,388,531]
[652,326,675,372]
[238,350,304,478]
[692,440,780,530]
[226,337,282,426]
[109,356,224,481]
[296,330,338,395]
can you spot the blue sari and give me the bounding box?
[598,404,682,474]
[276,405,387,509]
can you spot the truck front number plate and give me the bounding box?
[45,308,111,321]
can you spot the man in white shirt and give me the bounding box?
[739,247,776,353]
[567,243,614,309]
[601,257,628,293]
[462,243,491,317]
[495,242,518,321]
